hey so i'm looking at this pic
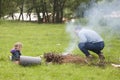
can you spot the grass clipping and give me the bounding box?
[44,52,86,64]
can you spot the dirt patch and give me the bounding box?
[44,52,86,64]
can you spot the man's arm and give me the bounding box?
[78,33,87,43]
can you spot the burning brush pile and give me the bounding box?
[44,52,87,64]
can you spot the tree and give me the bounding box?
[0,0,103,23]
[25,0,50,23]
[17,0,25,20]
[49,0,66,23]
[25,0,34,21]
[0,0,2,18]
[64,0,90,19]
[0,0,18,19]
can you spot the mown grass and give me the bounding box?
[0,21,120,80]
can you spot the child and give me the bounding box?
[10,42,22,64]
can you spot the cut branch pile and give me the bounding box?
[44,52,86,64]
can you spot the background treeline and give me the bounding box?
[0,0,102,23]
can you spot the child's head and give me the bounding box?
[14,42,22,50]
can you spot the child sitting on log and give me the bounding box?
[10,42,22,64]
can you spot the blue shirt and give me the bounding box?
[10,49,21,61]
[77,28,103,43]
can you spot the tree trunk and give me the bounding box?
[60,8,63,23]
[0,0,2,18]
[11,13,14,20]
[27,9,32,21]
[43,2,48,23]
[56,11,60,23]
[18,7,24,20]
[52,0,56,23]
[59,0,66,23]
[18,0,24,21]
[52,0,66,23]
[35,7,41,23]
[41,0,46,23]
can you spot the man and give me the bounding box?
[75,27,105,63]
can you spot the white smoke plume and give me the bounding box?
[63,0,120,55]
[63,20,78,55]
[84,0,120,35]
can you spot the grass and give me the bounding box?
[0,21,120,80]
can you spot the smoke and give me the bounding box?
[84,0,120,35]
[63,0,120,54]
[63,20,78,55]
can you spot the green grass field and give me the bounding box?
[0,21,120,80]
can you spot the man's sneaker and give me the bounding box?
[98,54,105,63]
[85,55,93,63]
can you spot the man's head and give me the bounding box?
[74,25,82,34]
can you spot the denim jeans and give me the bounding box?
[78,41,104,56]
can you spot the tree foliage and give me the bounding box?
[0,0,103,23]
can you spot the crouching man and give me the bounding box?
[75,27,105,63]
